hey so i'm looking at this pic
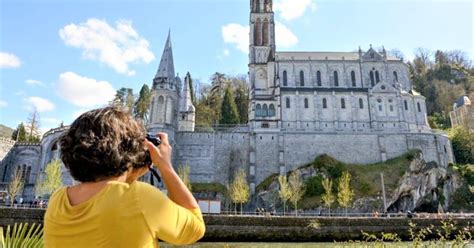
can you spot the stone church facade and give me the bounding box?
[0,0,454,201]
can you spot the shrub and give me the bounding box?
[305,175,324,197]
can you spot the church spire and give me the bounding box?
[154,31,175,80]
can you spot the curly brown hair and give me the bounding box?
[60,107,148,182]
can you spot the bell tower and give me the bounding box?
[249,0,279,130]
[148,31,180,138]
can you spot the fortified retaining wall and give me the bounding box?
[0,208,471,242]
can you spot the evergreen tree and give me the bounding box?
[134,84,152,122]
[233,78,250,124]
[11,122,27,142]
[220,87,240,125]
[111,87,134,112]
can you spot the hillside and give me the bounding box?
[0,124,14,139]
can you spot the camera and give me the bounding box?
[144,133,162,184]
[144,133,161,165]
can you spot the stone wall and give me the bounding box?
[176,130,453,190]
[0,208,471,242]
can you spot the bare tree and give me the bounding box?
[8,169,24,207]
[26,109,41,142]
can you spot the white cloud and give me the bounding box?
[57,71,116,107]
[275,22,299,48]
[222,23,249,54]
[274,0,316,21]
[0,52,21,68]
[26,79,45,86]
[59,18,155,76]
[222,22,298,54]
[26,97,55,112]
[0,100,7,108]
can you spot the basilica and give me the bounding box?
[0,0,453,201]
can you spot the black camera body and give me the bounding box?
[144,133,161,165]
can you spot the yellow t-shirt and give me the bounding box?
[44,181,205,248]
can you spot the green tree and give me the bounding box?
[177,163,192,191]
[289,170,305,216]
[111,87,135,112]
[36,159,63,198]
[321,177,335,215]
[449,127,474,164]
[233,78,250,124]
[337,171,354,216]
[278,175,292,215]
[11,122,27,142]
[228,168,250,214]
[134,84,152,122]
[220,87,240,125]
[7,169,24,206]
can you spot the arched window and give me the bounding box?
[351,71,356,87]
[393,71,399,82]
[334,71,339,86]
[269,104,276,117]
[26,166,31,184]
[256,104,262,117]
[316,71,322,86]
[300,71,305,86]
[158,96,164,104]
[390,105,394,112]
[359,98,364,109]
[370,71,375,86]
[341,98,346,109]
[322,98,327,109]
[262,19,269,45]
[404,100,408,110]
[417,102,421,112]
[262,104,268,117]
[286,98,290,108]
[304,98,309,108]
[254,18,262,46]
[377,98,383,112]
[375,71,380,83]
[282,70,288,86]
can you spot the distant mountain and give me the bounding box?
[0,124,14,139]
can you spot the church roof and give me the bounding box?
[276,51,360,61]
[275,50,400,61]
[154,31,175,79]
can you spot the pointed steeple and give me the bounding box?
[180,73,195,113]
[154,30,175,79]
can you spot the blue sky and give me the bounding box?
[0,0,473,133]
